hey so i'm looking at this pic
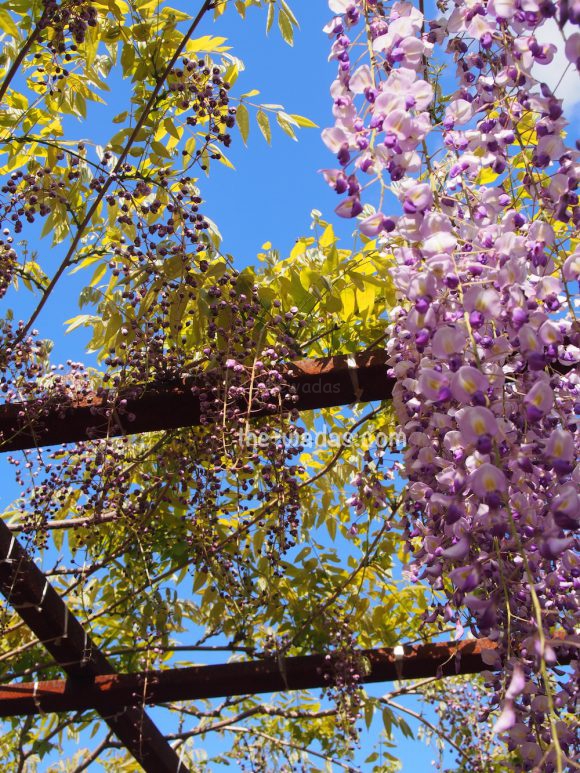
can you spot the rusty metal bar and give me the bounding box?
[0,637,529,717]
[0,351,392,452]
[0,519,188,772]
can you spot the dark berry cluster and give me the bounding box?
[0,233,17,300]
[40,0,98,49]
[168,57,236,166]
[0,166,69,234]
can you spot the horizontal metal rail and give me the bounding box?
[7,634,574,718]
[0,637,501,716]
[0,351,392,452]
[0,518,188,772]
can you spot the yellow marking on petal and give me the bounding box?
[484,476,496,492]
[473,418,486,434]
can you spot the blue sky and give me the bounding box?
[198,3,353,260]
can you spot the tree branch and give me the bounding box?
[226,725,359,772]
[0,16,45,105]
[71,732,113,773]
[381,697,472,767]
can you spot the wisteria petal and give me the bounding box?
[458,406,499,444]
[432,326,467,359]
[524,381,554,420]
[321,2,580,756]
[417,368,451,401]
[349,64,373,93]
[451,367,489,403]
[335,196,363,218]
[505,664,526,699]
[470,463,507,497]
[450,564,480,591]
[493,700,516,734]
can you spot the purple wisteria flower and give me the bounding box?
[323,0,580,762]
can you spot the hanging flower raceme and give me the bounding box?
[324,0,579,767]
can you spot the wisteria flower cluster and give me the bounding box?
[324,0,579,768]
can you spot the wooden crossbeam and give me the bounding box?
[0,638,503,717]
[0,519,188,772]
[0,351,392,452]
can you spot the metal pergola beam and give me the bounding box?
[0,351,392,452]
[3,636,571,719]
[0,519,188,772]
[0,638,503,717]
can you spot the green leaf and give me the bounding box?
[120,43,135,76]
[132,22,151,41]
[383,708,393,737]
[151,140,173,159]
[160,6,191,22]
[223,60,240,88]
[256,110,271,144]
[89,262,107,287]
[364,701,374,730]
[163,117,181,141]
[64,314,101,334]
[398,717,414,739]
[328,514,337,541]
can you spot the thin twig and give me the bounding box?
[382,697,472,767]
[71,733,113,773]
[226,725,359,772]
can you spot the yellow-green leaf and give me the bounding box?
[280,0,299,27]
[90,262,108,287]
[278,8,294,45]
[276,113,297,141]
[187,35,229,53]
[0,8,19,39]
[476,167,499,185]
[236,102,250,145]
[266,2,275,33]
[256,110,271,144]
[289,113,318,128]
[151,140,173,159]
